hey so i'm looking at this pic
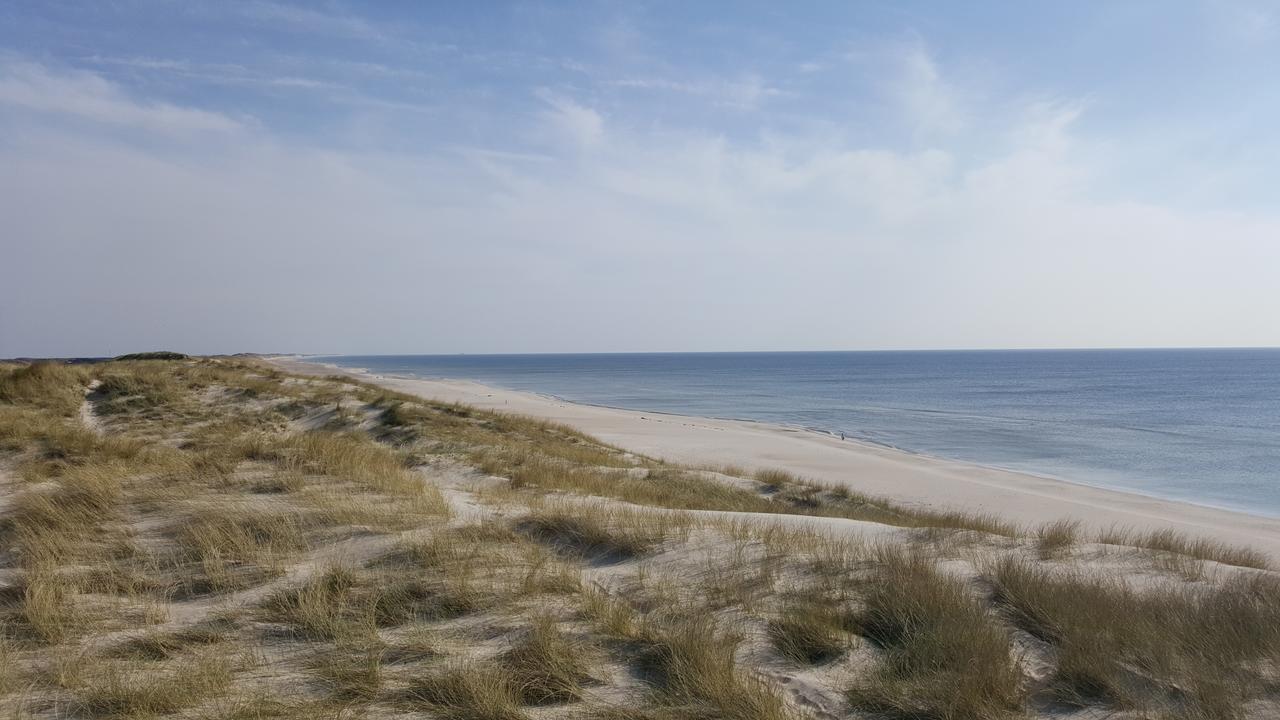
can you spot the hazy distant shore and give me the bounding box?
[271,356,1280,558]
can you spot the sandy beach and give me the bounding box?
[272,357,1280,558]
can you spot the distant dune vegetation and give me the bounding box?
[112,352,190,361]
[0,357,1278,719]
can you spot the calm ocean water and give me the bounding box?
[315,350,1280,517]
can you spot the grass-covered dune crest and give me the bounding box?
[0,356,1276,719]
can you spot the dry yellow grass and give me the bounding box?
[517,507,667,561]
[0,361,88,416]
[73,652,235,717]
[1097,525,1270,570]
[767,595,855,665]
[848,546,1024,720]
[175,506,310,593]
[1036,518,1081,558]
[989,556,1280,715]
[402,662,527,720]
[259,565,371,641]
[18,570,78,644]
[500,614,591,705]
[308,641,385,701]
[632,615,797,720]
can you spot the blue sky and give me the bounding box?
[2,1,1278,355]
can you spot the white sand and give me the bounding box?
[270,357,1280,558]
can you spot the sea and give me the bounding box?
[313,349,1280,518]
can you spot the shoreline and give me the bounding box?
[288,357,1277,521]
[270,356,1280,557]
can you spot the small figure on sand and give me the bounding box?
[840,432,845,441]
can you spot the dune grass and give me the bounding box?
[92,368,181,415]
[73,653,235,717]
[106,618,234,661]
[475,450,769,514]
[500,615,591,705]
[0,359,468,715]
[578,584,797,719]
[848,547,1023,720]
[1036,518,1081,559]
[371,575,482,625]
[1097,526,1271,570]
[10,463,125,569]
[767,595,855,665]
[17,570,78,644]
[309,641,385,701]
[581,587,640,638]
[0,361,88,416]
[517,507,666,562]
[633,615,796,720]
[474,452,1021,538]
[273,431,450,514]
[403,662,527,720]
[259,565,371,641]
[989,555,1280,715]
[175,506,310,593]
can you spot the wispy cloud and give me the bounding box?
[893,42,966,137]
[0,60,245,133]
[77,53,445,118]
[234,1,385,40]
[84,55,334,91]
[83,56,196,72]
[536,90,604,148]
[606,73,781,109]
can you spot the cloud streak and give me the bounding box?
[0,60,244,133]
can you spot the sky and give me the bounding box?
[2,1,1279,357]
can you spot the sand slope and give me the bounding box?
[272,358,1280,558]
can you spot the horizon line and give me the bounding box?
[301,345,1280,358]
[8,345,1280,362]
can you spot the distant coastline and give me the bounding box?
[296,356,1280,521]
[306,349,1280,519]
[275,355,1280,558]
